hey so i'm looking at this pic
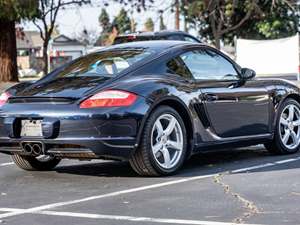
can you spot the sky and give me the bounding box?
[22,0,197,40]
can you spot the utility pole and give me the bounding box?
[175,0,180,30]
[130,18,136,32]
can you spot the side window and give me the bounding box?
[183,35,199,43]
[166,57,191,79]
[180,49,238,80]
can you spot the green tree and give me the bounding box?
[186,0,299,48]
[97,8,112,46]
[186,0,260,49]
[235,0,299,40]
[113,8,131,34]
[99,8,111,33]
[144,17,154,31]
[0,0,38,82]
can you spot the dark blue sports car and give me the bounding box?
[1,41,300,176]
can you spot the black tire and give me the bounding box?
[129,106,187,176]
[11,154,61,171]
[264,98,300,154]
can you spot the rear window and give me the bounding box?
[55,49,152,78]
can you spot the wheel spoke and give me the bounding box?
[291,131,298,144]
[161,147,171,168]
[165,117,176,136]
[282,129,290,144]
[293,120,300,126]
[280,117,288,126]
[155,120,164,137]
[152,142,163,154]
[167,140,182,151]
[288,105,295,121]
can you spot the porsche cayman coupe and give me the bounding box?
[1,41,300,176]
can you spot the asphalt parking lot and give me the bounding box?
[0,145,300,225]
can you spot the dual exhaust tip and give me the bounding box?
[22,142,44,156]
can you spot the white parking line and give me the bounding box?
[231,156,300,173]
[0,208,259,225]
[0,156,300,220]
[0,173,217,219]
[0,162,14,167]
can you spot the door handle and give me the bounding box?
[204,93,218,102]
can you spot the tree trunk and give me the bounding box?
[214,34,221,50]
[0,19,19,82]
[42,43,48,75]
[175,0,180,30]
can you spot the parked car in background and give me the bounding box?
[113,30,201,44]
[1,41,300,176]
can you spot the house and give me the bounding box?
[16,31,44,74]
[49,35,87,70]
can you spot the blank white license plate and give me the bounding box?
[21,120,43,137]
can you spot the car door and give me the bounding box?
[179,47,270,138]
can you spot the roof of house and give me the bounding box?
[51,35,85,46]
[17,31,43,49]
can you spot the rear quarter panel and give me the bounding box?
[260,78,300,132]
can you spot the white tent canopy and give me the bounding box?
[236,34,299,79]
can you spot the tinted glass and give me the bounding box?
[54,50,152,78]
[166,57,191,78]
[180,49,238,80]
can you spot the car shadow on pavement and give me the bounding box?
[54,146,300,178]
[55,160,137,177]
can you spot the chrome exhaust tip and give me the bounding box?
[21,142,44,156]
[23,143,33,154]
[32,143,42,155]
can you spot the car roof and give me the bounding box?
[102,40,204,52]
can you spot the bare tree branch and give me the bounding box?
[32,0,90,74]
[33,20,45,41]
[220,7,253,35]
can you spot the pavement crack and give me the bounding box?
[213,173,260,224]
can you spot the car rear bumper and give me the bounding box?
[0,97,150,160]
[0,137,136,160]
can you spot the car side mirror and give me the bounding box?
[240,68,256,80]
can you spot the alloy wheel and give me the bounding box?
[151,114,184,169]
[279,104,300,149]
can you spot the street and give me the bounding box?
[0,145,300,225]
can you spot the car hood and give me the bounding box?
[13,76,111,99]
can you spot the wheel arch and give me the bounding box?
[135,97,195,159]
[284,93,300,104]
[273,93,300,130]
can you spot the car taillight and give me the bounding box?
[0,92,11,107]
[80,90,137,108]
